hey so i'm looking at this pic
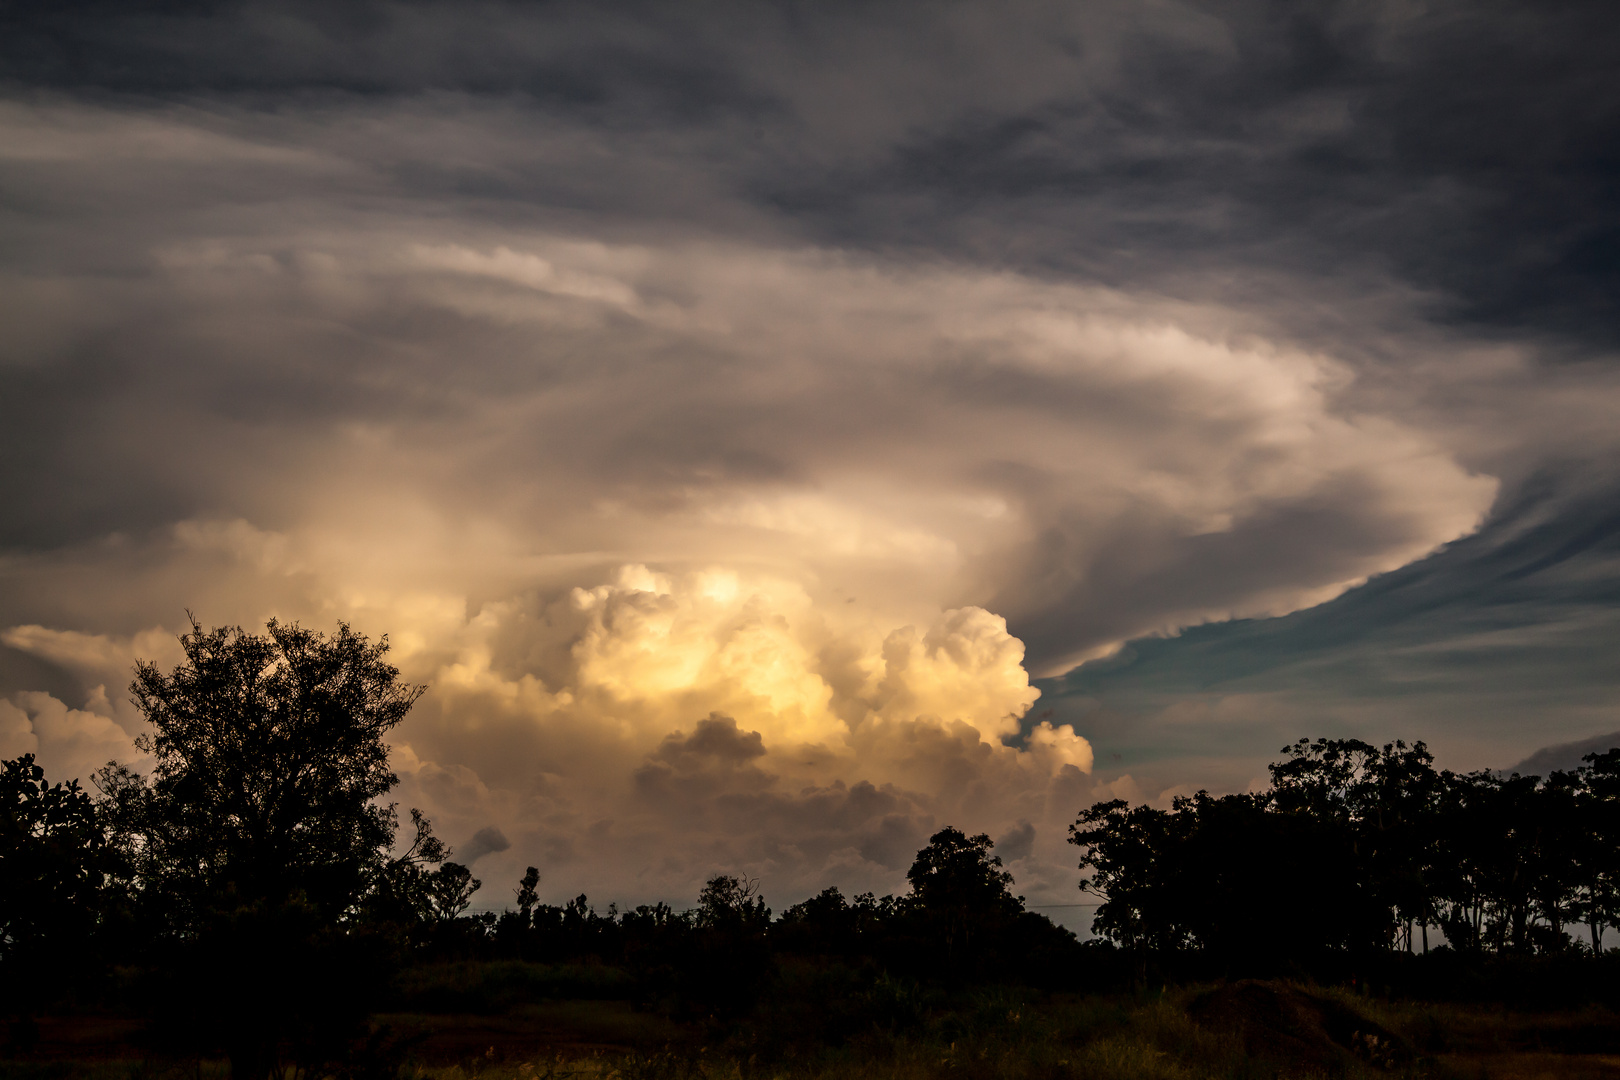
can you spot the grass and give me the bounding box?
[10,979,1620,1079]
[394,988,1406,1080]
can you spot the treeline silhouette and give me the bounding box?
[1072,737,1620,983]
[4,618,1620,1076]
[0,619,1081,1076]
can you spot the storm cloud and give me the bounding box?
[2,0,1616,914]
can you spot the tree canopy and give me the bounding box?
[1,752,114,1008]
[906,826,1020,916]
[106,617,425,924]
[1071,738,1620,974]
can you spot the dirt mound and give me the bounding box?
[1190,980,1409,1072]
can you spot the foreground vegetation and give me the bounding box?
[10,617,1620,1077]
[11,968,1620,1079]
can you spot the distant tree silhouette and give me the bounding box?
[1436,769,1542,952]
[1069,799,1189,958]
[1269,738,1444,953]
[1530,769,1583,952]
[1073,737,1620,976]
[697,874,770,930]
[1357,741,1445,952]
[362,807,451,927]
[1578,749,1620,951]
[689,875,773,1014]
[1073,787,1387,977]
[427,863,480,922]
[516,865,541,918]
[905,826,1023,967]
[778,886,859,953]
[907,827,1019,913]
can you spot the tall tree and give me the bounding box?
[907,826,1022,962]
[1270,738,1444,952]
[106,617,426,925]
[1071,799,1190,957]
[98,618,432,1080]
[1528,771,1583,952]
[1358,742,1443,953]
[1579,749,1620,952]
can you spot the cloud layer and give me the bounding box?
[3,1,1617,912]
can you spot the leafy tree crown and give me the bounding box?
[115,617,425,922]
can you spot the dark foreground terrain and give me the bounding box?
[7,964,1620,1080]
[12,684,1620,1080]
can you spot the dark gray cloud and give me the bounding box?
[460,825,511,865]
[996,819,1036,863]
[1039,466,1620,785]
[1510,733,1620,780]
[7,1,1614,345]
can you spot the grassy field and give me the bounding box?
[7,968,1620,1079]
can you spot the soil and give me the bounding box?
[1189,980,1410,1072]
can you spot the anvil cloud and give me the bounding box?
[2,0,1617,913]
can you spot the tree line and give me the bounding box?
[6,617,1616,1074]
[1,619,1078,1077]
[1071,736,1620,975]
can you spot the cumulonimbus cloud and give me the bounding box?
[394,562,1096,903]
[2,561,1090,905]
[0,94,1506,910]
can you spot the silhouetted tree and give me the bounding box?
[1074,737,1620,978]
[905,826,1022,968]
[697,874,770,930]
[777,886,860,954]
[426,863,480,922]
[1530,770,1583,952]
[1071,799,1191,961]
[1579,749,1620,952]
[1358,741,1444,952]
[101,618,427,926]
[1269,738,1445,952]
[96,618,433,1079]
[516,865,541,918]
[1435,770,1542,952]
[688,875,773,1013]
[362,807,451,928]
[1182,790,1385,971]
[493,865,542,954]
[907,827,1018,912]
[1,754,116,1022]
[1075,748,1409,976]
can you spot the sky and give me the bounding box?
[2,0,1618,921]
